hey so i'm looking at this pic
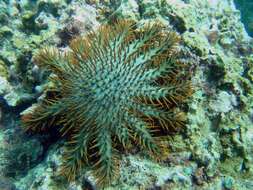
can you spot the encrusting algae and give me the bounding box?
[21,20,193,187]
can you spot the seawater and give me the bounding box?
[234,0,253,37]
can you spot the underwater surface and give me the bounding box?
[0,0,253,190]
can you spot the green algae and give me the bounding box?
[219,157,253,181]
[21,11,37,31]
[0,26,12,38]
[0,60,8,78]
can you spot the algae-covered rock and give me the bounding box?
[107,155,196,190]
[37,0,66,17]
[0,130,43,178]
[0,76,11,95]
[0,60,8,78]
[0,177,17,190]
[0,26,13,38]
[21,11,37,31]
[209,91,238,113]
[3,91,33,107]
[0,76,34,107]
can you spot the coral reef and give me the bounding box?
[21,20,192,186]
[0,129,43,178]
[0,0,98,108]
[0,0,252,189]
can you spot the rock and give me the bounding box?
[0,60,8,78]
[0,177,16,190]
[0,76,11,95]
[0,76,34,107]
[4,91,33,107]
[37,0,66,17]
[209,91,238,113]
[219,37,233,48]
[0,129,43,178]
[223,176,234,189]
[57,3,99,46]
[0,26,13,37]
[21,11,37,31]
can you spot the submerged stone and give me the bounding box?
[209,91,238,113]
[0,26,13,37]
[0,177,16,190]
